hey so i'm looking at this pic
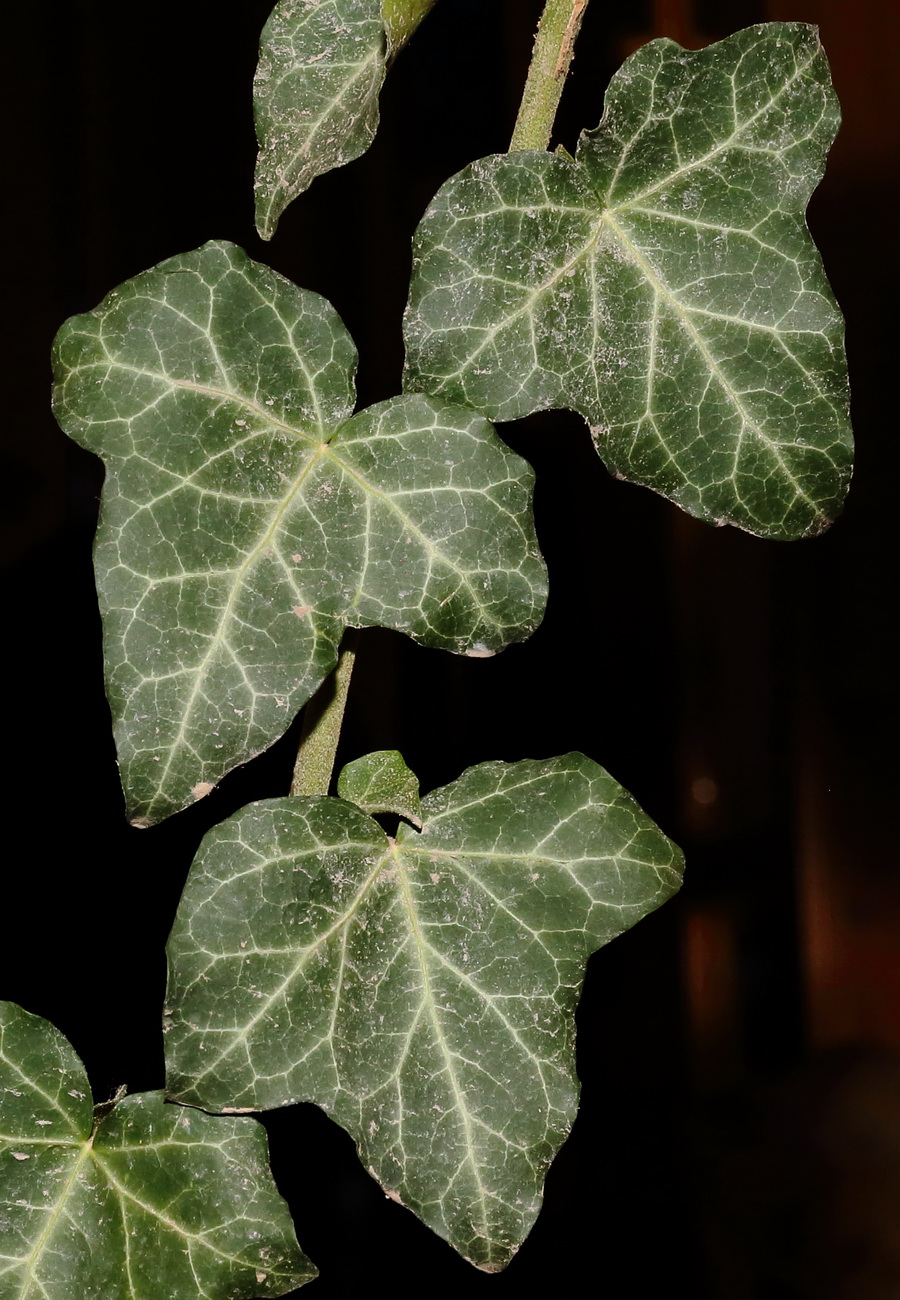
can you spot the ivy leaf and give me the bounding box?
[254,0,385,240]
[404,23,853,540]
[52,241,546,825]
[164,754,683,1269]
[255,0,437,241]
[337,749,422,825]
[254,0,441,239]
[0,1001,312,1300]
[382,1,439,55]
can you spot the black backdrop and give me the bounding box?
[2,1,897,1296]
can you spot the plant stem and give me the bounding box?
[291,629,359,797]
[294,1,585,799]
[510,0,589,152]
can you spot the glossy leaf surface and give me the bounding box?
[53,241,546,824]
[0,1002,311,1300]
[404,24,852,539]
[165,754,683,1269]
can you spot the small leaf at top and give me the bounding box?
[164,753,683,1270]
[52,241,546,825]
[254,0,386,240]
[254,0,440,239]
[337,748,422,824]
[404,23,853,540]
[0,1001,312,1300]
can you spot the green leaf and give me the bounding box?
[337,749,422,824]
[164,754,683,1269]
[381,0,439,55]
[0,1001,312,1300]
[404,23,852,540]
[254,0,442,239]
[254,0,385,240]
[52,241,546,825]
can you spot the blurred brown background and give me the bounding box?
[1,1,898,1296]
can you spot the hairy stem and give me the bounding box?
[291,629,359,797]
[510,0,589,152]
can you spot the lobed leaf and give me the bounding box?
[404,23,853,539]
[0,1001,312,1300]
[52,241,546,825]
[164,753,683,1269]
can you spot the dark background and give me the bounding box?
[2,1,898,1295]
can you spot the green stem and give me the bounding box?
[291,629,359,797]
[509,0,589,152]
[293,1,585,797]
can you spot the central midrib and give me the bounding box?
[130,379,507,816]
[16,1141,90,1299]
[393,846,491,1241]
[269,42,382,184]
[129,372,516,618]
[146,436,330,815]
[435,178,825,526]
[602,210,824,516]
